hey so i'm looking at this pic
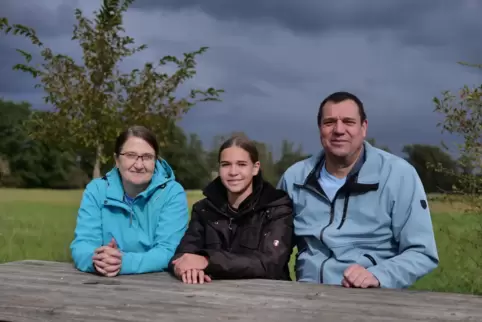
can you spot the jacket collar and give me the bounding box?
[302,140,381,187]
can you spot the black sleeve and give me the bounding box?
[168,207,206,272]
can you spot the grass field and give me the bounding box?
[0,188,480,295]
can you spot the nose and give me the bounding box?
[133,157,144,168]
[228,165,238,176]
[333,119,346,134]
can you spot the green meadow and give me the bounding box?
[0,188,480,295]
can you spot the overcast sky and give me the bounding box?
[1,0,481,157]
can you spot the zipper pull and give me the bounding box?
[228,218,233,230]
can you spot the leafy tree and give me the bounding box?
[402,144,457,193]
[0,98,88,188]
[433,62,482,208]
[0,0,223,179]
[432,61,482,281]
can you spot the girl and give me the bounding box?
[70,126,189,276]
[170,135,294,284]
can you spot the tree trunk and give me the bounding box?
[92,144,103,179]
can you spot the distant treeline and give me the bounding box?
[0,98,475,193]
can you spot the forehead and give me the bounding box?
[322,99,360,119]
[121,136,155,153]
[220,146,251,162]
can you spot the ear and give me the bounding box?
[361,119,368,138]
[114,153,120,168]
[252,161,261,176]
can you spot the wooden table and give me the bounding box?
[0,260,481,321]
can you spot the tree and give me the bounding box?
[402,144,457,193]
[0,98,88,188]
[0,0,223,179]
[432,61,482,280]
[433,62,482,208]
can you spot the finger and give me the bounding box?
[192,269,199,284]
[95,246,110,254]
[204,274,212,283]
[104,248,122,258]
[353,273,368,288]
[103,256,122,266]
[198,270,204,284]
[345,268,363,285]
[110,238,118,249]
[341,278,351,288]
[94,264,107,276]
[343,264,360,279]
[104,264,121,273]
[362,276,379,288]
[93,259,109,269]
[186,269,192,284]
[106,268,120,277]
[182,273,187,283]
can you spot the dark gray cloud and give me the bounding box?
[1,0,482,157]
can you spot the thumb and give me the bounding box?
[109,237,118,248]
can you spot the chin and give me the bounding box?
[126,176,151,186]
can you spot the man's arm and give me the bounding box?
[367,163,439,288]
[120,183,189,274]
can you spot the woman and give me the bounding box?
[170,135,294,284]
[70,125,189,277]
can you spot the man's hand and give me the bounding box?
[171,253,209,277]
[181,268,212,284]
[93,238,122,277]
[342,264,380,288]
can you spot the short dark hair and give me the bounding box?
[218,134,259,164]
[317,91,366,127]
[114,125,159,156]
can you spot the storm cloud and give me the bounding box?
[1,0,481,156]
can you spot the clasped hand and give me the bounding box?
[171,253,211,284]
[92,238,122,277]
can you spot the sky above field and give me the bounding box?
[1,0,482,156]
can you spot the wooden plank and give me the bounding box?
[0,260,480,322]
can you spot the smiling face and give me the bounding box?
[319,99,367,159]
[114,136,157,187]
[218,146,260,194]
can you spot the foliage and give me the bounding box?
[0,0,223,178]
[432,63,482,211]
[432,62,482,274]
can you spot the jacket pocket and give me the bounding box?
[204,222,223,249]
[363,253,377,266]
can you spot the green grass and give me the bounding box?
[0,188,480,295]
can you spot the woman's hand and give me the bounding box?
[172,253,209,280]
[92,238,122,277]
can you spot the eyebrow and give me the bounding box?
[323,117,357,122]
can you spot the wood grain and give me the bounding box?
[0,260,480,321]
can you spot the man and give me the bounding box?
[277,91,439,289]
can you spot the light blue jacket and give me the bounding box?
[277,141,439,288]
[70,159,189,275]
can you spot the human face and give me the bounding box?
[115,136,157,186]
[219,146,260,194]
[319,99,367,159]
